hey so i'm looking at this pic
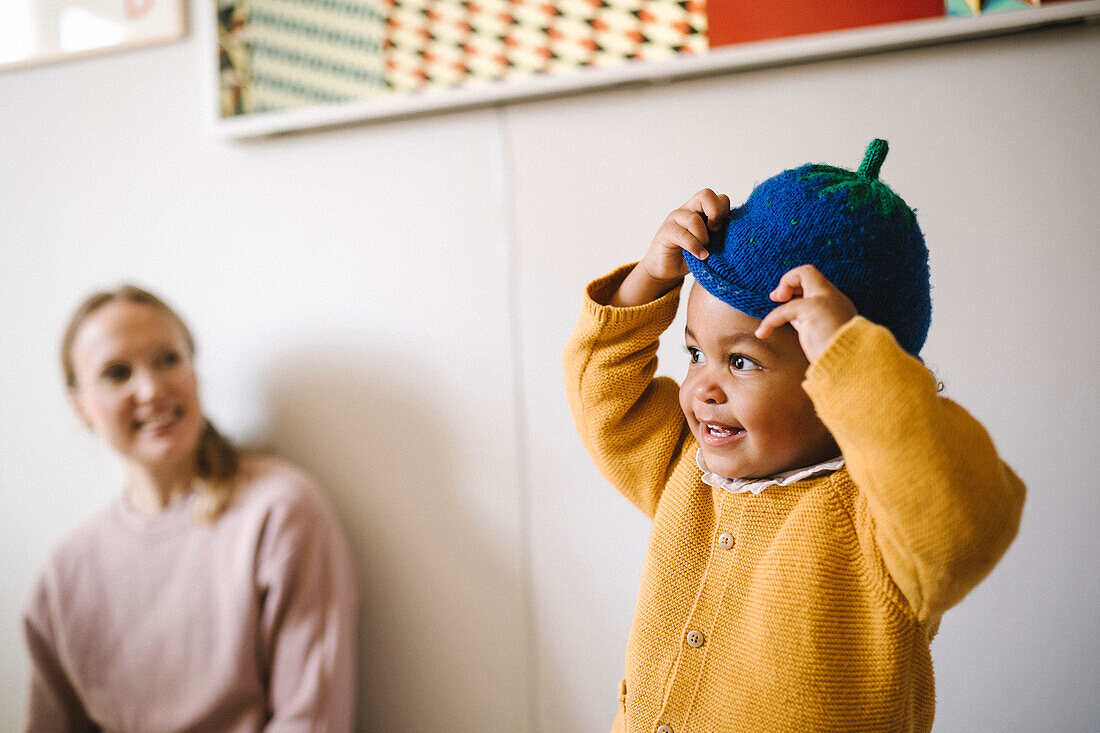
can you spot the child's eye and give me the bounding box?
[102,363,131,382]
[730,354,762,371]
[685,346,705,365]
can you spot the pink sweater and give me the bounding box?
[23,454,359,732]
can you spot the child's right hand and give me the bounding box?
[643,188,730,281]
[611,189,731,307]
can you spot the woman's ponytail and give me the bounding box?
[192,419,240,523]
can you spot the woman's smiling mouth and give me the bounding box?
[133,406,184,434]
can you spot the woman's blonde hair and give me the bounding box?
[61,285,240,523]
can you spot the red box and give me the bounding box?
[708,0,945,47]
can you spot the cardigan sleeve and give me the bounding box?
[562,264,694,518]
[255,477,359,732]
[804,317,1026,622]
[22,569,98,733]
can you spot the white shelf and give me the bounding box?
[206,0,1100,139]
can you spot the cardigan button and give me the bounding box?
[685,630,705,648]
[657,726,673,733]
[717,532,734,550]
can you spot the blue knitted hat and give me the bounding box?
[684,139,931,356]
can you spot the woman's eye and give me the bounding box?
[157,351,182,368]
[730,354,762,371]
[103,364,131,382]
[686,347,705,364]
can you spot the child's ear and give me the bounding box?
[68,389,92,430]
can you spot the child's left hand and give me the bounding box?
[755,265,857,363]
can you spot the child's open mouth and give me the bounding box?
[700,422,745,447]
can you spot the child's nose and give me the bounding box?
[693,372,726,404]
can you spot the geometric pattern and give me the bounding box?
[946,0,1040,15]
[222,0,1027,117]
[219,0,706,114]
[218,0,255,116]
[382,0,708,92]
[244,0,389,112]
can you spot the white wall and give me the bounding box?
[1,20,1097,732]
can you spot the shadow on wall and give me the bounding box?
[256,344,580,732]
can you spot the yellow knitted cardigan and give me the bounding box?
[563,266,1025,733]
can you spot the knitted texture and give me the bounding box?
[685,139,932,356]
[564,265,1024,733]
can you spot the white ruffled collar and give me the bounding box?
[696,449,845,496]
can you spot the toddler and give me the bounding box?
[564,140,1024,732]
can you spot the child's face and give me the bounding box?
[679,282,838,480]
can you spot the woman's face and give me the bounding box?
[67,300,205,479]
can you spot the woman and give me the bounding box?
[23,285,359,731]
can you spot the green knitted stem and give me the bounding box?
[858,139,889,180]
[796,140,910,221]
